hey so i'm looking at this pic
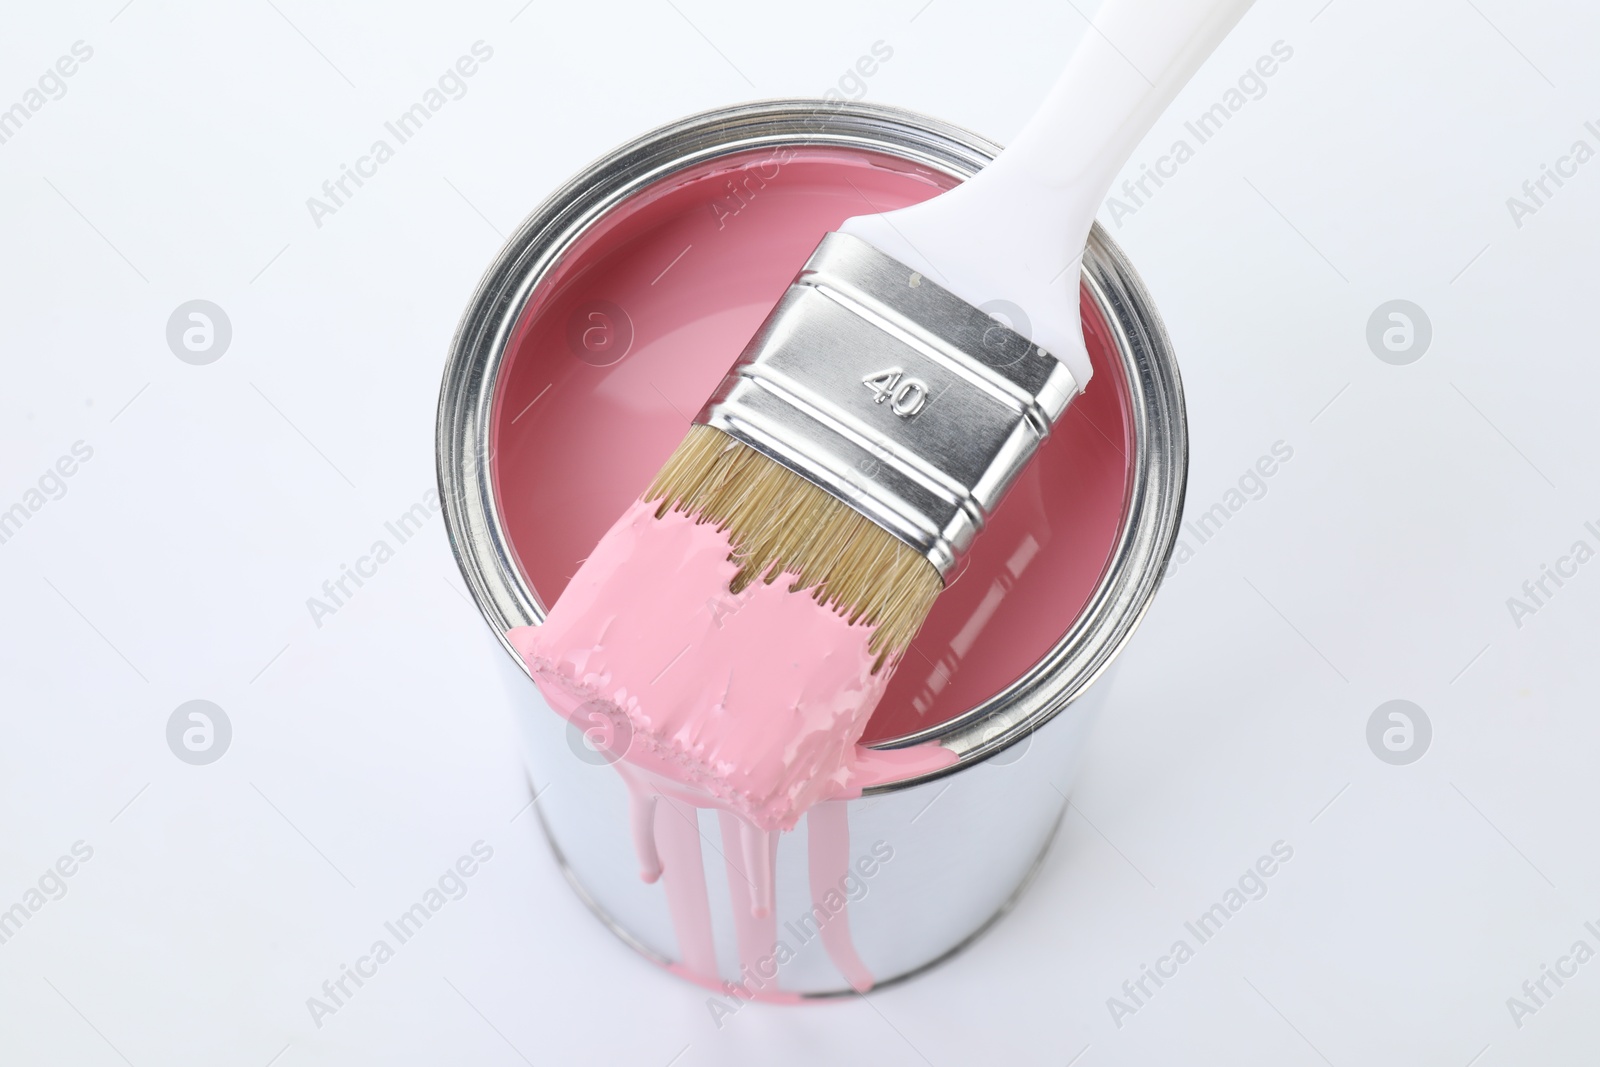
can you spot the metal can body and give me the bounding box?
[438,101,1186,997]
[501,646,1111,996]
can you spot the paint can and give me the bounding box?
[437,101,1186,997]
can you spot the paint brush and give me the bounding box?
[515,0,1256,833]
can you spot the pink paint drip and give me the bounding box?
[806,802,874,993]
[718,811,777,972]
[507,501,954,992]
[651,795,719,980]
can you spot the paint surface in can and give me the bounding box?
[490,145,1134,745]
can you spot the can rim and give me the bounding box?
[435,99,1187,792]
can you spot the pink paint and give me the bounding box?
[652,795,718,980]
[806,802,874,993]
[494,144,1135,993]
[508,500,943,832]
[618,765,661,883]
[718,811,777,975]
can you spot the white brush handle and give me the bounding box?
[841,0,1256,390]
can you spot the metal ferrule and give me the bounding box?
[698,231,1080,577]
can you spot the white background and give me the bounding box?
[3,0,1598,1064]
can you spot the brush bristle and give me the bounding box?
[644,425,942,662]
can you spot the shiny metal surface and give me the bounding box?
[701,231,1079,576]
[525,756,1069,1000]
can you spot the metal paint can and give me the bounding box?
[437,101,1186,997]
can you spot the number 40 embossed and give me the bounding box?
[862,367,930,418]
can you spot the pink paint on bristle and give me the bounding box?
[506,499,955,991]
[508,500,928,830]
